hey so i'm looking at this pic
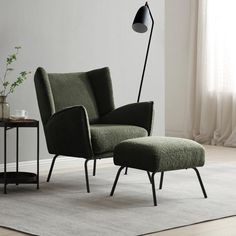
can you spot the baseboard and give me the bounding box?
[165,130,186,138]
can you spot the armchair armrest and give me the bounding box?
[45,106,93,158]
[99,101,154,135]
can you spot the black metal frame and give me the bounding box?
[84,159,90,193]
[124,167,128,175]
[193,167,208,198]
[159,172,164,189]
[150,172,157,206]
[147,171,152,184]
[46,155,58,182]
[110,166,124,196]
[0,120,40,194]
[110,167,207,206]
[47,155,99,193]
[93,159,97,176]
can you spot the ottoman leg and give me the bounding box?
[147,172,152,184]
[151,172,157,206]
[159,172,164,190]
[93,159,97,176]
[84,160,90,193]
[110,166,125,196]
[193,168,207,198]
[124,167,128,175]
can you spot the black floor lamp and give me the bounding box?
[132,2,154,103]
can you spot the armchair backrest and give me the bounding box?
[34,67,115,126]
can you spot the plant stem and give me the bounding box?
[1,48,20,96]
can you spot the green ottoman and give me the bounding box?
[110,136,207,206]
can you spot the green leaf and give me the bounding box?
[3,82,9,87]
[3,47,30,95]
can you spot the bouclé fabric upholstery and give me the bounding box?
[34,67,154,159]
[114,136,205,172]
[90,124,147,155]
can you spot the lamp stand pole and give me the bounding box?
[137,2,154,103]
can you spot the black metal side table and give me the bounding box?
[0,119,39,193]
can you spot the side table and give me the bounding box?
[0,119,39,193]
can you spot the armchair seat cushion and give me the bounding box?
[90,124,147,155]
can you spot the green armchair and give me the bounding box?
[34,67,153,192]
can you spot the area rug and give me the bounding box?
[0,161,236,236]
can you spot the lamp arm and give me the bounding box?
[137,2,155,103]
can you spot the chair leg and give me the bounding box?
[84,160,90,193]
[47,155,59,182]
[93,159,97,176]
[124,167,128,175]
[110,166,125,196]
[147,171,152,184]
[193,167,207,198]
[159,172,164,189]
[151,172,157,206]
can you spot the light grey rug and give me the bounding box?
[0,162,236,236]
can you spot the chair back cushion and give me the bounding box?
[34,67,114,125]
[48,72,99,123]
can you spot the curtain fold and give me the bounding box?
[185,0,236,147]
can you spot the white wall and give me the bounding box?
[165,0,192,137]
[0,0,165,163]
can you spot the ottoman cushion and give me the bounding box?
[114,136,205,172]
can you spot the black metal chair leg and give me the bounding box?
[159,172,164,189]
[110,166,125,196]
[147,171,152,184]
[193,168,207,198]
[47,155,59,182]
[84,160,90,193]
[93,159,97,176]
[151,172,157,206]
[124,167,128,175]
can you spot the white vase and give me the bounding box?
[0,96,10,120]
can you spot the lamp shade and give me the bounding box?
[132,5,150,33]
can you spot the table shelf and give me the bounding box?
[0,119,39,193]
[0,172,37,184]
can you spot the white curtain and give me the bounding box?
[186,0,236,146]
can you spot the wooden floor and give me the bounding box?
[0,227,26,236]
[150,217,236,236]
[1,145,236,236]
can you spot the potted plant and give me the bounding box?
[0,47,30,120]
